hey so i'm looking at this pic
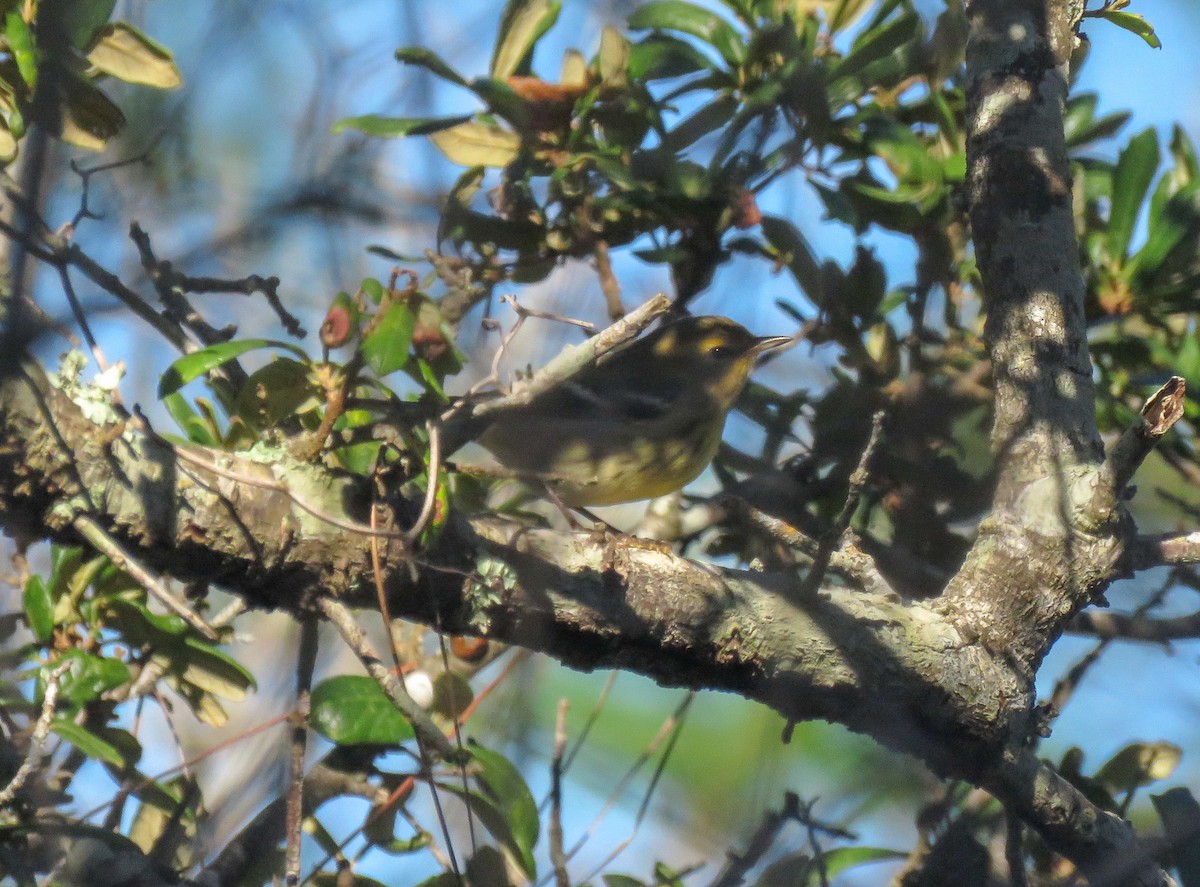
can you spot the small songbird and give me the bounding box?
[477,314,790,506]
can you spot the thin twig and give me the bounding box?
[0,661,71,807]
[1005,807,1028,887]
[55,266,109,372]
[404,421,444,546]
[593,240,625,321]
[286,618,319,886]
[802,410,885,594]
[709,792,800,887]
[367,457,469,879]
[550,699,570,887]
[460,294,670,425]
[576,692,695,885]
[73,514,219,641]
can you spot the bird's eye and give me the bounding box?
[708,345,728,358]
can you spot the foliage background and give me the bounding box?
[9,0,1200,883]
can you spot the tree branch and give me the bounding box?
[0,358,1159,879]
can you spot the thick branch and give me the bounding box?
[940,0,1133,668]
[0,362,1157,879]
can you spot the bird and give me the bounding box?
[474,314,791,506]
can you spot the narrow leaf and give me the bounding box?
[158,338,307,398]
[1108,127,1159,264]
[333,114,473,138]
[87,22,182,89]
[491,0,563,80]
[1092,9,1161,49]
[627,0,747,67]
[395,47,469,87]
[429,121,521,168]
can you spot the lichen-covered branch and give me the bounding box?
[0,360,1160,880]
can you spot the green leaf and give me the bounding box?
[158,338,307,398]
[86,22,181,89]
[51,0,117,48]
[332,114,473,138]
[1091,8,1161,49]
[470,743,539,877]
[1094,741,1182,793]
[827,9,920,103]
[1152,788,1200,887]
[627,34,715,80]
[157,639,256,701]
[603,877,648,887]
[310,675,416,746]
[598,26,630,87]
[627,0,747,67]
[235,358,322,430]
[162,392,219,446]
[39,66,126,151]
[5,13,37,88]
[491,0,563,80]
[822,846,907,877]
[429,121,521,168]
[50,719,131,767]
[469,78,532,131]
[1108,127,1159,264]
[394,47,469,87]
[362,301,417,376]
[53,650,131,705]
[23,575,53,642]
[760,216,824,303]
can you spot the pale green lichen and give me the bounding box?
[47,351,125,427]
[463,555,518,631]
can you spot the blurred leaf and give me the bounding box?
[310,675,416,745]
[50,720,132,768]
[469,743,539,877]
[5,12,37,88]
[395,46,469,87]
[469,77,532,131]
[761,215,824,303]
[827,9,921,104]
[598,26,629,87]
[362,301,417,376]
[158,339,307,398]
[827,0,875,34]
[627,34,715,80]
[1152,787,1200,887]
[235,358,321,430]
[491,0,563,80]
[429,120,521,167]
[627,1,747,67]
[53,651,131,706]
[152,640,255,701]
[603,877,648,887]
[86,23,181,88]
[50,0,117,48]
[23,575,53,642]
[1108,127,1159,264]
[1094,740,1182,792]
[561,48,588,88]
[823,845,907,877]
[162,393,220,446]
[333,114,473,137]
[39,66,126,151]
[1090,8,1161,49]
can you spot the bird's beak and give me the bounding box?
[751,335,792,356]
